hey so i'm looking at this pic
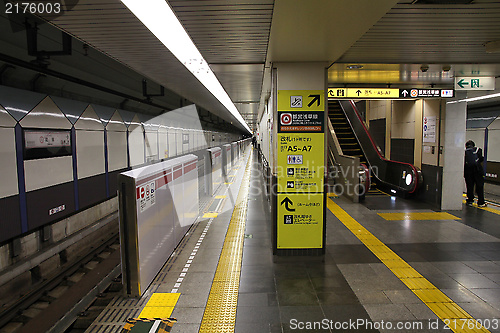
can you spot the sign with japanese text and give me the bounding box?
[277,133,324,193]
[276,90,325,250]
[423,116,437,143]
[277,193,324,249]
[328,88,454,99]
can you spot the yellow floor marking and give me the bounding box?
[463,200,500,216]
[327,198,490,333]
[327,192,338,197]
[224,182,233,185]
[203,213,219,218]
[215,195,227,199]
[138,293,180,318]
[378,212,460,221]
[199,151,252,333]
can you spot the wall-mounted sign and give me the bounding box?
[328,88,454,99]
[455,77,495,90]
[23,129,72,160]
[423,116,437,143]
[277,193,324,249]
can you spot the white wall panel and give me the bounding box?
[168,131,177,157]
[76,130,105,179]
[488,129,500,162]
[129,126,145,167]
[0,127,18,198]
[488,117,500,130]
[466,129,485,152]
[107,131,128,172]
[158,129,168,159]
[75,106,103,130]
[145,130,158,162]
[0,105,16,127]
[20,96,71,129]
[25,156,73,192]
[177,130,183,155]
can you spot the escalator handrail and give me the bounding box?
[346,100,420,194]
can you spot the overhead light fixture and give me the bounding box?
[485,41,500,53]
[420,64,429,72]
[121,0,251,133]
[346,65,363,70]
[447,92,500,104]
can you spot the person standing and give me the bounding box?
[464,140,486,207]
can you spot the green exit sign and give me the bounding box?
[454,77,495,90]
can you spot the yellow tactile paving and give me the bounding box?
[327,198,491,333]
[463,199,500,216]
[138,306,175,318]
[378,212,460,220]
[138,292,180,318]
[199,151,252,333]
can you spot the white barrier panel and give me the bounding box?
[231,142,238,167]
[222,144,231,176]
[205,147,222,196]
[118,154,199,296]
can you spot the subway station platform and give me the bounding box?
[89,148,500,333]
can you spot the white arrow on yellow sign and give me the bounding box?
[328,88,400,99]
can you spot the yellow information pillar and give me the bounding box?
[274,82,326,254]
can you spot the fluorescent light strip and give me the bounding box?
[447,92,500,104]
[121,0,251,133]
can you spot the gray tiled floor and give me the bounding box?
[101,150,500,333]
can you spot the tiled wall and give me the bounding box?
[0,85,242,243]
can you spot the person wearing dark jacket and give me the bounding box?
[464,140,486,207]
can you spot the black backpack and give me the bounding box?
[465,147,482,173]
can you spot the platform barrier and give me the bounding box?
[118,154,199,296]
[204,147,222,196]
[222,144,231,176]
[231,142,238,167]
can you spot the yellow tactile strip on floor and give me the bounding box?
[327,198,490,333]
[378,212,460,220]
[462,199,500,216]
[199,151,252,333]
[138,293,180,319]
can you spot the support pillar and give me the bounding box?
[271,62,327,256]
[441,92,467,210]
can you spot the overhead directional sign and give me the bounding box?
[328,88,399,99]
[278,90,323,111]
[455,77,495,90]
[328,88,454,99]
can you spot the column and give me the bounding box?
[441,92,466,210]
[272,62,327,256]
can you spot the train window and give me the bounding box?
[23,129,72,160]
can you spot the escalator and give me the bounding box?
[328,101,377,192]
[328,100,422,196]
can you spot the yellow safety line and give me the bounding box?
[378,212,460,221]
[199,150,252,333]
[327,198,490,333]
[138,293,180,318]
[462,200,500,216]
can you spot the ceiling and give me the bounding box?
[36,0,500,132]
